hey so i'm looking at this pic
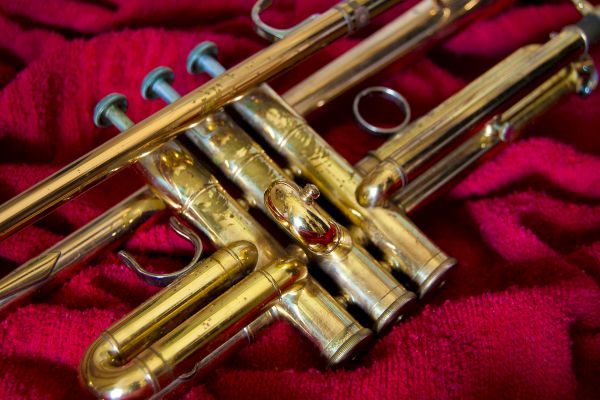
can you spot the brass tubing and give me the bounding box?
[135,140,283,267]
[0,187,164,311]
[148,275,372,399]
[105,101,372,368]
[0,0,509,313]
[273,278,373,364]
[91,242,257,366]
[150,311,277,399]
[356,26,589,207]
[397,60,588,213]
[226,83,454,298]
[81,250,307,400]
[0,0,401,241]
[150,96,413,330]
[284,0,508,115]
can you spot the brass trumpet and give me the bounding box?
[0,0,512,312]
[0,0,597,399]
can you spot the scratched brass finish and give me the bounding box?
[284,0,507,115]
[0,188,164,311]
[0,0,513,312]
[397,60,594,213]
[231,84,455,298]
[78,97,373,398]
[81,242,299,399]
[177,109,414,327]
[265,180,415,331]
[356,26,591,207]
[122,111,372,363]
[0,0,400,240]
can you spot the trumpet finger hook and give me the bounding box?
[251,0,320,42]
[118,217,203,287]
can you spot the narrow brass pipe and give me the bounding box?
[152,275,374,398]
[397,59,592,213]
[80,245,308,400]
[0,187,164,311]
[284,0,510,115]
[0,0,401,241]
[150,310,277,399]
[355,24,591,207]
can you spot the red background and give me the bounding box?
[0,0,599,399]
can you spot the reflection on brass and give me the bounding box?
[355,23,594,207]
[232,84,455,298]
[0,188,165,311]
[1,2,596,400]
[284,0,509,115]
[0,0,401,240]
[397,59,597,212]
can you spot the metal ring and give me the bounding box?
[353,86,411,136]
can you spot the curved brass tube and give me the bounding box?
[149,81,414,330]
[81,244,312,399]
[92,94,373,382]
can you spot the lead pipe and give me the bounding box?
[0,0,401,240]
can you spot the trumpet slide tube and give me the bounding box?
[284,0,510,115]
[356,13,600,207]
[398,58,596,213]
[81,241,285,399]
[0,0,401,241]
[97,97,372,370]
[146,76,414,330]
[0,187,164,311]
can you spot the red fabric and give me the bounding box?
[0,1,599,399]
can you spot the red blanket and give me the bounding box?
[0,1,599,399]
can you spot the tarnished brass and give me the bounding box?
[150,88,414,328]
[81,242,272,398]
[0,0,401,240]
[3,3,597,400]
[397,58,597,212]
[0,188,164,311]
[284,0,510,115]
[356,23,593,207]
[80,94,373,398]
[0,0,510,310]
[228,83,455,298]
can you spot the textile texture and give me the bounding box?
[0,0,599,399]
